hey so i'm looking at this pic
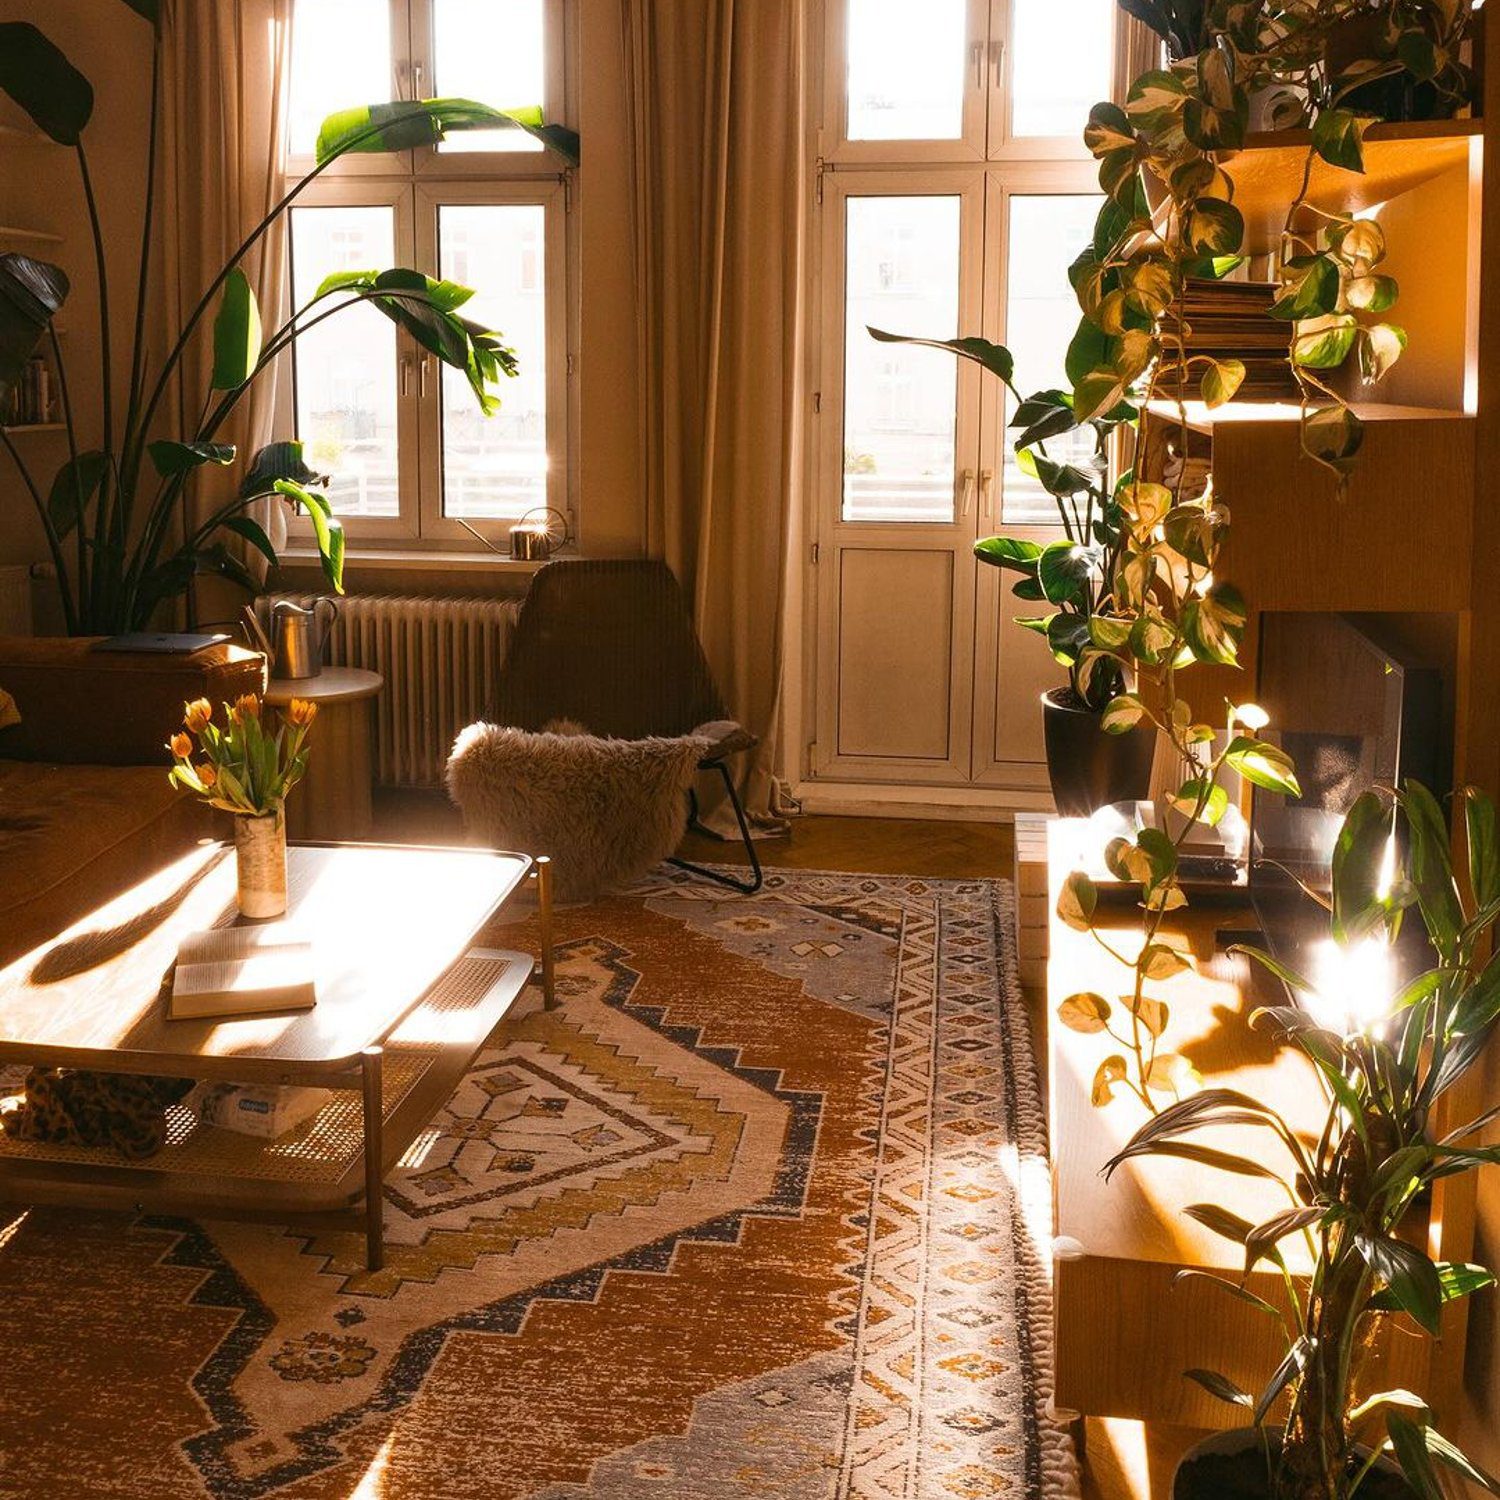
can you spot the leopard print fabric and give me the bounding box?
[0,1068,194,1159]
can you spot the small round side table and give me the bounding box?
[264,668,384,842]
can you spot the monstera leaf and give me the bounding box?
[0,253,68,395]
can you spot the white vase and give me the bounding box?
[235,808,287,919]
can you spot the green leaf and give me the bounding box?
[1245,1205,1324,1274]
[1057,992,1112,1033]
[273,480,345,593]
[1201,358,1245,409]
[1255,1339,1308,1425]
[1293,313,1358,370]
[1141,943,1190,980]
[1089,616,1131,652]
[1186,198,1243,258]
[240,439,327,499]
[1268,256,1340,321]
[867,328,1016,391]
[1183,1203,1254,1245]
[1312,109,1371,172]
[223,515,278,568]
[1303,403,1365,472]
[1466,788,1500,909]
[1332,790,1395,943]
[1173,1269,1284,1318]
[316,98,577,166]
[119,0,160,20]
[1226,735,1301,797]
[1057,871,1097,932]
[1358,1234,1445,1335]
[1038,541,1096,605]
[211,268,262,391]
[46,450,106,538]
[1181,582,1246,667]
[1046,613,1091,666]
[147,440,236,477]
[1101,693,1147,735]
[1359,324,1408,384]
[974,535,1042,573]
[1386,1413,1445,1500]
[1347,274,1399,313]
[1398,780,1464,960]
[0,23,94,145]
[1183,1369,1251,1408]
[1169,778,1230,829]
[1422,1427,1500,1496]
[0,252,68,394]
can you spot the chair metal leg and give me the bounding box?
[668,760,764,895]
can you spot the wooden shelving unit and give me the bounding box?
[1220,118,1481,255]
[1051,83,1493,1453]
[0,425,65,437]
[0,226,63,247]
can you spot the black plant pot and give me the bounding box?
[1042,687,1156,819]
[1174,1428,1417,1500]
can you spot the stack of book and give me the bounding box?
[1162,279,1300,402]
[2,356,55,427]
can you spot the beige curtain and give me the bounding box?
[157,0,292,607]
[624,0,807,822]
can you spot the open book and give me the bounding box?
[170,923,317,1020]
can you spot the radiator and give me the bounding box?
[264,594,520,789]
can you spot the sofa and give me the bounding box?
[0,636,266,968]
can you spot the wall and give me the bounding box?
[0,0,646,626]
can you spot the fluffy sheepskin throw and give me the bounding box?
[446,722,710,902]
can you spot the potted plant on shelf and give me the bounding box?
[168,693,317,919]
[1107,783,1500,1500]
[0,3,578,634]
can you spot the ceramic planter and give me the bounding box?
[1173,1427,1417,1500]
[1042,687,1157,818]
[234,808,288,919]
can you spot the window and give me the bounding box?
[283,0,571,549]
[821,1,1112,528]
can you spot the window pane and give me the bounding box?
[1002,194,1102,523]
[433,0,545,153]
[288,0,392,158]
[843,196,960,524]
[438,204,548,521]
[847,0,967,141]
[1011,0,1114,138]
[290,205,401,519]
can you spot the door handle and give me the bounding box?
[959,468,975,518]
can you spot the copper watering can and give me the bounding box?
[243,598,339,680]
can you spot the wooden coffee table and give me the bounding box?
[0,841,555,1269]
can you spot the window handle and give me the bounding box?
[400,353,413,397]
[959,468,975,518]
[412,59,424,99]
[979,467,995,515]
[971,42,985,92]
[419,355,430,399]
[991,39,1005,86]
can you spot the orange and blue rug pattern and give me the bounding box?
[0,868,1076,1499]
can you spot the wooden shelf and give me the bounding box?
[1,424,64,436]
[1146,398,1471,433]
[1219,118,1480,255]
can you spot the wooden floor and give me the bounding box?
[373,793,1182,1500]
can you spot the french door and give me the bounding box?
[808,0,1115,796]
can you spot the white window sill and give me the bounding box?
[278,546,553,574]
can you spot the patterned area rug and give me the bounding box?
[0,867,1076,1500]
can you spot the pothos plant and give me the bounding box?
[1108,783,1500,1500]
[0,5,578,634]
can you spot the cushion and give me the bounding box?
[0,760,215,969]
[446,723,710,903]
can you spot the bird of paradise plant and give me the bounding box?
[0,3,578,634]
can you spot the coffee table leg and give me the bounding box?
[361,1046,384,1271]
[536,855,557,1010]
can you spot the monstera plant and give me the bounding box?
[0,6,578,634]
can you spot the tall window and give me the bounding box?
[284,0,570,549]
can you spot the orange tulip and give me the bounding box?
[184,698,212,733]
[198,762,218,787]
[284,698,318,728]
[169,732,193,761]
[234,693,262,720]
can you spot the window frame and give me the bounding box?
[281,0,574,555]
